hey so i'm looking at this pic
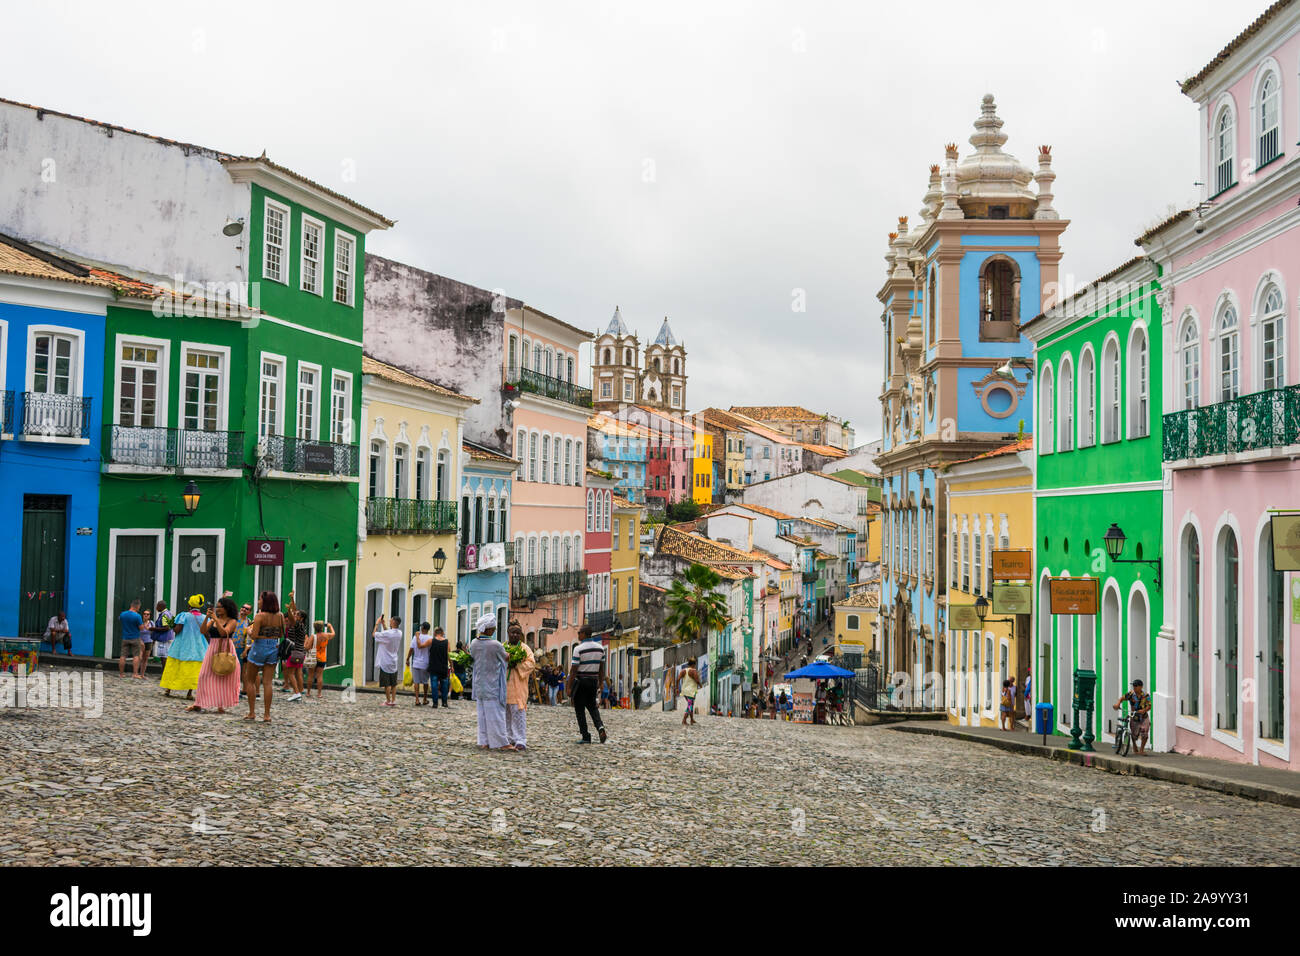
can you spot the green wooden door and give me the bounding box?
[19,496,67,637]
[325,563,344,666]
[112,535,158,656]
[174,533,218,609]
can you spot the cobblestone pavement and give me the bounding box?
[2,666,1297,866]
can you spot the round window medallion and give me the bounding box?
[984,385,1016,417]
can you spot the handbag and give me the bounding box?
[277,638,292,662]
[449,673,464,694]
[212,637,238,677]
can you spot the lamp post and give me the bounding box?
[148,480,201,540]
[1102,523,1162,591]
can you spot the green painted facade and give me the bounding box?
[96,176,387,687]
[1027,262,1163,741]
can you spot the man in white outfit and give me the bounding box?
[469,613,509,749]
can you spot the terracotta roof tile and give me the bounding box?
[732,502,795,521]
[1134,209,1194,248]
[362,355,478,403]
[800,443,847,458]
[463,440,517,465]
[837,589,881,609]
[729,405,825,421]
[655,524,760,565]
[1180,0,1295,94]
[944,437,1034,469]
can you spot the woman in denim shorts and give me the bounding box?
[243,591,285,722]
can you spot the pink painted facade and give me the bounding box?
[1143,5,1300,770]
[503,308,591,657]
[584,471,615,633]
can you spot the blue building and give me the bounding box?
[456,440,517,637]
[0,236,110,652]
[874,96,1067,691]
[587,415,648,504]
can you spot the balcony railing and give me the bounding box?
[616,608,639,631]
[459,542,514,570]
[505,366,592,409]
[1163,385,1300,462]
[366,497,457,534]
[511,570,589,603]
[262,434,360,477]
[103,425,244,470]
[714,650,735,672]
[585,609,615,633]
[20,392,91,439]
[1,390,12,435]
[802,570,819,583]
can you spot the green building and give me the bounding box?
[97,165,392,685]
[1022,258,1164,745]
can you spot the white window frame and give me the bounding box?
[1058,355,1074,452]
[393,442,410,499]
[300,214,325,296]
[1213,100,1236,195]
[26,325,85,398]
[258,352,287,439]
[1038,363,1054,455]
[179,341,231,433]
[329,370,353,445]
[333,230,356,306]
[1100,336,1121,444]
[1178,315,1200,411]
[113,334,170,429]
[1253,63,1282,168]
[325,558,350,670]
[1213,301,1240,403]
[1126,325,1149,439]
[1255,279,1287,392]
[263,198,290,285]
[296,361,321,441]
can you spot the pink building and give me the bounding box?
[584,470,616,640]
[504,307,591,659]
[1141,2,1300,769]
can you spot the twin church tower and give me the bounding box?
[591,307,688,415]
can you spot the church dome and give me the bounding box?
[954,95,1037,216]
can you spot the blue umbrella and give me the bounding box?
[784,661,854,680]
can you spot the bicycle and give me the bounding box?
[1113,712,1131,756]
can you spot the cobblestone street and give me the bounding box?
[2,667,1298,866]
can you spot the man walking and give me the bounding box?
[469,613,509,749]
[119,599,145,679]
[372,614,404,707]
[407,621,432,706]
[428,625,451,708]
[504,622,535,751]
[567,625,608,744]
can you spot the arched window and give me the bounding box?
[672,357,680,375]
[551,534,560,572]
[1261,522,1286,741]
[552,434,561,483]
[540,536,549,575]
[1215,106,1235,194]
[972,516,983,594]
[604,492,612,531]
[566,356,574,382]
[623,348,632,366]
[1058,356,1074,452]
[436,448,449,500]
[602,347,611,364]
[522,338,531,370]
[508,334,518,374]
[1038,366,1055,454]
[978,257,1020,341]
[1260,284,1285,391]
[529,432,538,482]
[1179,315,1200,410]
[653,356,661,373]
[1078,347,1096,447]
[1218,527,1240,732]
[586,491,594,531]
[563,536,572,572]
[1180,526,1200,719]
[515,535,525,574]
[545,348,554,378]
[564,438,573,485]
[574,442,582,483]
[393,443,409,498]
[528,536,537,575]
[1217,303,1239,401]
[1258,71,1280,166]
[533,343,542,372]
[541,435,550,483]
[1101,338,1120,443]
[1128,327,1149,439]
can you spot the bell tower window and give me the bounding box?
[978,257,1020,342]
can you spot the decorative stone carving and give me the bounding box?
[971,367,1027,420]
[1034,145,1058,220]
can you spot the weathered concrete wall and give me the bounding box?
[363,254,519,453]
[0,99,248,285]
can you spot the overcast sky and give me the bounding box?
[2,1,1254,442]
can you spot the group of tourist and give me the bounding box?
[119,589,334,721]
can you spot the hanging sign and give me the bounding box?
[1271,514,1300,571]
[949,605,982,630]
[992,584,1032,615]
[299,443,336,474]
[1049,577,1098,615]
[246,539,285,567]
[992,549,1033,581]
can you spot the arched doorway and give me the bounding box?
[1102,585,1121,739]
[1218,527,1240,733]
[1127,588,1149,700]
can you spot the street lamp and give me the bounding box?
[974,592,1016,627]
[1102,522,1162,591]
[153,479,201,539]
[527,593,540,613]
[432,548,447,575]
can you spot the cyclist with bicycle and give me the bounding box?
[1113,678,1152,756]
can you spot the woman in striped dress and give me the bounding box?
[188,596,240,713]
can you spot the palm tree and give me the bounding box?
[665,563,729,646]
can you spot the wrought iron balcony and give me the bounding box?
[714,650,735,671]
[459,541,514,570]
[511,570,589,603]
[366,497,457,534]
[1163,385,1300,462]
[20,392,91,439]
[615,608,639,631]
[802,570,819,583]
[505,366,593,409]
[585,609,614,633]
[1,390,12,435]
[261,434,359,477]
[103,425,244,470]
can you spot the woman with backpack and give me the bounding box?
[243,591,284,722]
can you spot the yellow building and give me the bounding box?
[354,356,477,687]
[692,430,714,505]
[942,439,1034,728]
[865,503,882,564]
[832,587,880,660]
[778,567,797,652]
[610,495,644,697]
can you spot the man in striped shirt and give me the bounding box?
[567,625,608,744]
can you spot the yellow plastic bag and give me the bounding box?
[450,673,464,694]
[402,666,413,688]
